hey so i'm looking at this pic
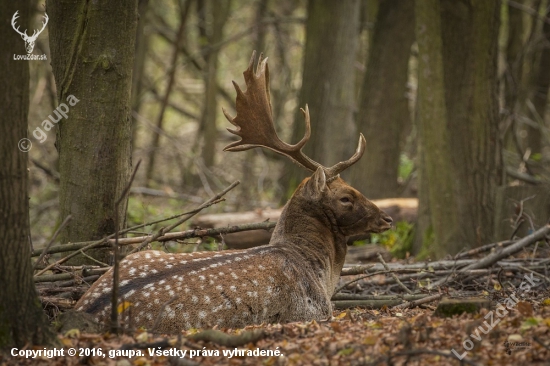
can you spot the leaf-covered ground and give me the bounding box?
[2,295,549,366]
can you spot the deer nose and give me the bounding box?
[382,214,393,225]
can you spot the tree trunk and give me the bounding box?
[440,0,502,246]
[201,0,232,167]
[414,0,462,257]
[0,1,57,348]
[350,0,414,199]
[529,5,550,157]
[282,0,360,196]
[47,0,137,264]
[131,0,150,145]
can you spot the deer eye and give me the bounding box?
[340,197,351,204]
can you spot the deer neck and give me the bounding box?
[270,196,347,295]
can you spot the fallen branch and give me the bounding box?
[340,264,375,276]
[332,299,404,309]
[32,221,276,257]
[128,181,241,255]
[187,329,265,347]
[392,293,443,309]
[454,239,515,259]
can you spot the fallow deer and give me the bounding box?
[75,52,393,333]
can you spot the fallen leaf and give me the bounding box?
[64,329,80,338]
[516,302,533,316]
[117,301,132,314]
[508,334,524,342]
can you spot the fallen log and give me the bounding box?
[192,198,418,248]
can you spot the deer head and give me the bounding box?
[223,52,393,292]
[11,11,48,54]
[75,52,392,333]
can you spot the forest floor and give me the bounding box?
[2,288,549,366]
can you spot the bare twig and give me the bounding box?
[111,160,141,334]
[33,215,72,271]
[334,270,388,295]
[377,253,413,294]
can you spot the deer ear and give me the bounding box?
[307,166,326,197]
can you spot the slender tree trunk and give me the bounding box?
[282,0,361,196]
[131,0,150,145]
[47,0,137,264]
[440,0,502,246]
[0,2,57,348]
[201,0,231,167]
[505,0,525,114]
[414,0,462,257]
[350,0,414,199]
[145,0,189,184]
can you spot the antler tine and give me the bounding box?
[325,133,366,178]
[11,11,28,37]
[30,12,49,40]
[223,52,321,173]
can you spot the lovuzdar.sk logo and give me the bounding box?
[12,10,48,61]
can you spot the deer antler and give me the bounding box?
[29,13,49,40]
[223,52,366,178]
[11,11,28,38]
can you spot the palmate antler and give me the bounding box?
[223,52,366,179]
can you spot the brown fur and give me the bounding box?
[75,170,392,333]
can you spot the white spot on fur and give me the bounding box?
[199,311,206,319]
[230,286,236,292]
[192,296,198,303]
